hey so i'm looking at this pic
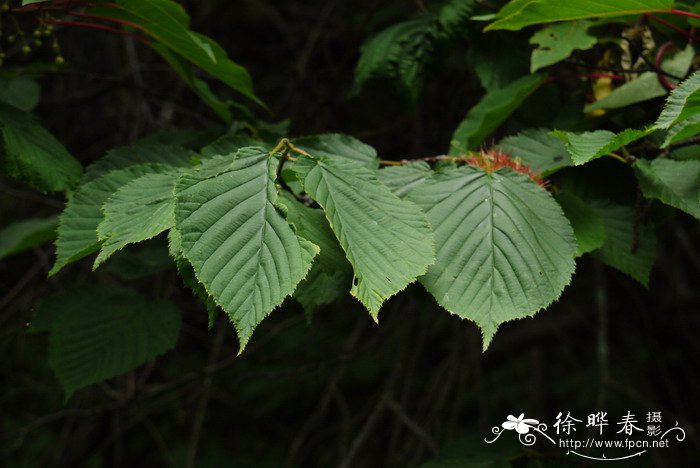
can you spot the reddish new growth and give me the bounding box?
[465,149,547,188]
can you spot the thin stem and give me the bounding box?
[607,152,628,164]
[43,19,149,44]
[67,11,145,30]
[646,13,697,41]
[668,8,700,21]
[655,41,679,90]
[270,138,310,158]
[269,138,289,155]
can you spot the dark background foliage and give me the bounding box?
[1,1,699,466]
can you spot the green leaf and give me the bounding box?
[552,128,651,165]
[438,0,478,36]
[530,21,597,72]
[585,45,695,112]
[589,201,657,286]
[634,158,700,219]
[449,74,546,154]
[50,164,172,276]
[0,216,57,260]
[654,69,700,130]
[407,166,576,349]
[353,17,438,102]
[0,75,40,111]
[556,192,605,256]
[486,0,674,31]
[103,242,174,281]
[378,161,433,197]
[95,171,181,267]
[292,156,435,319]
[167,228,220,326]
[497,128,572,176]
[278,192,353,318]
[0,102,82,193]
[277,192,350,274]
[201,131,261,158]
[466,32,531,92]
[175,148,318,350]
[92,0,263,106]
[586,73,667,112]
[292,134,379,169]
[31,287,180,399]
[152,43,233,122]
[662,114,700,147]
[294,267,351,321]
[669,143,700,160]
[83,143,196,182]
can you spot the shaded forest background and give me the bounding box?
[1,0,699,466]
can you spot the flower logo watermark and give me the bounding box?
[484,411,686,462]
[501,414,539,434]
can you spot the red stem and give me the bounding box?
[667,9,700,21]
[655,41,678,90]
[67,11,144,30]
[646,13,697,41]
[43,19,149,44]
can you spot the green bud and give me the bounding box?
[55,55,65,65]
[22,45,31,54]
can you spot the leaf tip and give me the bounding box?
[479,323,497,352]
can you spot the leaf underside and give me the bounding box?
[175,148,318,350]
[293,156,435,319]
[408,166,576,349]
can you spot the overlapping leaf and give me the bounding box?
[654,69,700,130]
[277,192,353,317]
[497,128,572,176]
[31,286,181,398]
[50,164,171,276]
[589,201,657,285]
[466,32,531,92]
[83,143,196,182]
[292,156,435,319]
[175,148,318,349]
[634,158,700,219]
[292,134,379,169]
[378,161,433,197]
[0,102,82,192]
[450,74,546,154]
[556,192,605,256]
[408,166,576,349]
[0,216,57,260]
[552,128,652,165]
[95,171,182,267]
